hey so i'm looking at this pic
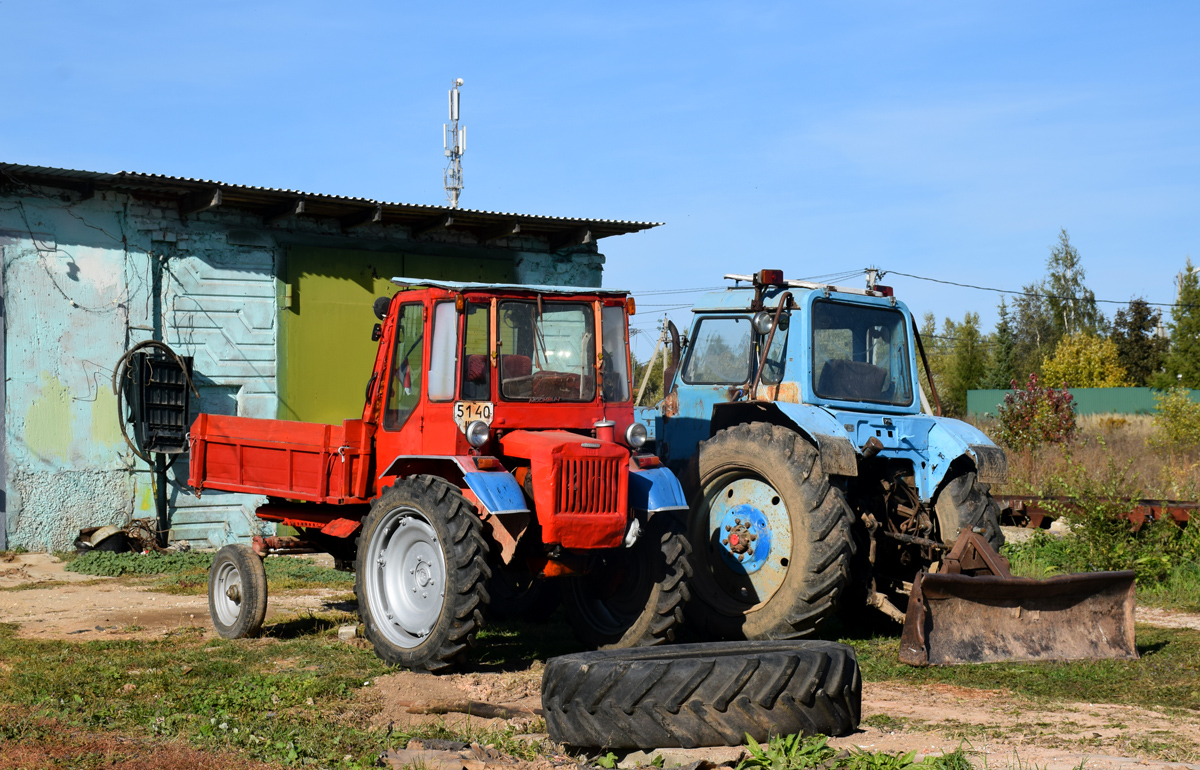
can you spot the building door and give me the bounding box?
[279,248,514,425]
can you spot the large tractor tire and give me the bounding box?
[687,423,855,641]
[542,640,861,749]
[933,463,1004,550]
[355,475,491,672]
[208,544,268,639]
[561,512,691,649]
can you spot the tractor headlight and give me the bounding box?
[625,422,648,449]
[465,420,490,448]
[752,310,789,335]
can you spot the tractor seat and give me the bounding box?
[817,359,888,401]
[463,354,489,400]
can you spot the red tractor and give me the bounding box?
[190,278,692,671]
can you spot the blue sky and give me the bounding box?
[2,1,1197,360]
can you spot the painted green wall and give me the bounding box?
[967,387,1200,416]
[279,247,515,425]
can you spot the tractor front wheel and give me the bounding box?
[933,462,1005,550]
[355,476,491,672]
[561,512,691,648]
[687,422,855,640]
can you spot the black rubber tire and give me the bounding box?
[561,512,691,649]
[542,639,861,749]
[208,544,268,639]
[933,464,1005,550]
[355,475,491,672]
[485,566,560,623]
[687,423,856,641]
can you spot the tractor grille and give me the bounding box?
[557,457,623,515]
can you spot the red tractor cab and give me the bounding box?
[189,278,690,671]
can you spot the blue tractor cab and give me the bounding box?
[644,269,1007,641]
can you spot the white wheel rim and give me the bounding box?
[212,559,244,627]
[365,507,447,649]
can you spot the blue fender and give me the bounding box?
[770,402,860,477]
[462,471,530,515]
[925,418,1008,493]
[628,466,689,513]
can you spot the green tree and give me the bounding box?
[1111,297,1167,386]
[1041,334,1130,388]
[1162,259,1200,388]
[985,298,1017,388]
[1012,283,1056,379]
[943,312,987,416]
[1045,228,1106,338]
[916,312,950,412]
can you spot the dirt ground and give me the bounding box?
[5,553,1200,770]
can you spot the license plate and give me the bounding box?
[453,401,494,430]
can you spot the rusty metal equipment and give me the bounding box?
[899,530,1138,666]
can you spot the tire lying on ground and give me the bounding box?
[541,640,860,749]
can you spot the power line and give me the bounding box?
[885,269,1184,309]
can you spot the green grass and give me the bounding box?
[1004,533,1200,614]
[842,625,1200,713]
[64,551,355,595]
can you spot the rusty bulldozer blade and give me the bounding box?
[899,530,1137,666]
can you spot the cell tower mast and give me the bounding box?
[443,78,465,208]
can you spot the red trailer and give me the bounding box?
[190,279,691,671]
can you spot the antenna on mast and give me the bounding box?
[443,78,465,208]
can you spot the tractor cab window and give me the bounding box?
[811,300,913,406]
[682,316,752,384]
[498,301,596,402]
[601,305,631,402]
[460,302,490,400]
[760,318,790,386]
[427,301,458,401]
[384,303,425,430]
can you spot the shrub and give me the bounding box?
[997,373,1077,450]
[1042,333,1130,388]
[1149,386,1200,454]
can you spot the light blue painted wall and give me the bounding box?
[0,183,604,551]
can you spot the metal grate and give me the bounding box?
[557,457,622,515]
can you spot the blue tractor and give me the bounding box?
[641,269,1009,642]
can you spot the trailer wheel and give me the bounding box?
[542,640,861,749]
[208,544,268,639]
[561,512,691,649]
[687,423,855,641]
[355,475,491,672]
[933,463,1004,550]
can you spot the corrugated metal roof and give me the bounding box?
[391,276,628,294]
[0,162,661,244]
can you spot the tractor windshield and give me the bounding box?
[811,300,914,406]
[498,301,596,402]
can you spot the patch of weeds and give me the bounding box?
[737,735,974,770]
[844,625,1200,713]
[64,551,354,595]
[862,714,911,733]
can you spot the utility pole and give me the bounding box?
[444,78,465,208]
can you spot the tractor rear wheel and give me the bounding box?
[687,423,855,640]
[355,475,491,672]
[933,463,1004,550]
[561,512,691,648]
[208,544,268,639]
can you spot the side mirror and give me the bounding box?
[663,320,681,395]
[373,296,391,320]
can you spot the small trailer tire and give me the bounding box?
[356,475,491,672]
[208,544,269,639]
[542,639,861,749]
